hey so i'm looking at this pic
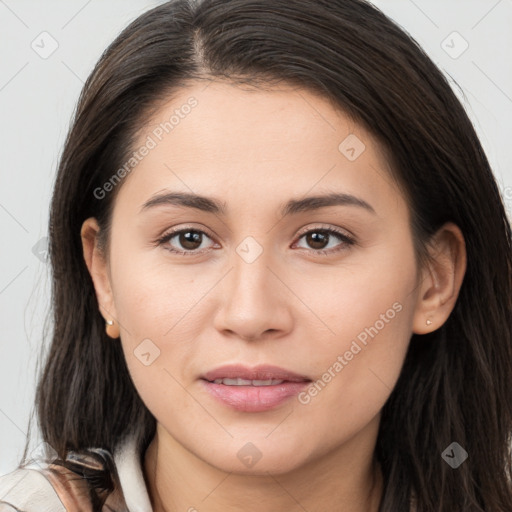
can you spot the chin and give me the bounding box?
[197,438,311,476]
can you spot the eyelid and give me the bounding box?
[294,223,355,240]
[157,223,216,241]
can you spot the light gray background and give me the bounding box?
[1,0,511,474]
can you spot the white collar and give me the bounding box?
[113,434,153,511]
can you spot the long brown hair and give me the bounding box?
[19,0,512,510]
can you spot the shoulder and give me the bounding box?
[0,463,93,511]
[0,436,149,512]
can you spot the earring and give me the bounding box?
[105,318,120,339]
[426,318,432,326]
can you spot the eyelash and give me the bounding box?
[155,225,356,257]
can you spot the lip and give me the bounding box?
[200,380,311,412]
[199,364,312,412]
[201,364,311,383]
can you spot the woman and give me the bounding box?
[1,0,511,510]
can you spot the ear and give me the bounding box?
[412,221,467,334]
[80,217,118,327]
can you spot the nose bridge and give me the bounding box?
[213,234,291,339]
[229,234,275,305]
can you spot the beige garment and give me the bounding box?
[0,434,153,511]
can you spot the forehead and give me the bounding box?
[114,80,406,220]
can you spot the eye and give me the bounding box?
[293,226,356,255]
[156,226,216,255]
[155,224,356,256]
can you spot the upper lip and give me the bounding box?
[201,364,311,382]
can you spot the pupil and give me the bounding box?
[308,232,328,249]
[181,231,201,250]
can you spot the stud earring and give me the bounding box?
[105,318,120,339]
[426,318,432,326]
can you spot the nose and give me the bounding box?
[212,243,293,342]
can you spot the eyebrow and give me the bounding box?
[140,191,376,217]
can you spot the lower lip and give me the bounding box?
[200,379,311,412]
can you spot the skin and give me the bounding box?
[81,80,466,512]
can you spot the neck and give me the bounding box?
[143,418,384,512]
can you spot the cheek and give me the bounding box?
[110,256,213,405]
[292,235,417,348]
[295,241,417,419]
[294,297,415,446]
[110,245,205,340]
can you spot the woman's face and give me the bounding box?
[86,81,428,474]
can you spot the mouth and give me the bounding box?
[199,364,312,412]
[204,377,294,386]
[200,363,311,383]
